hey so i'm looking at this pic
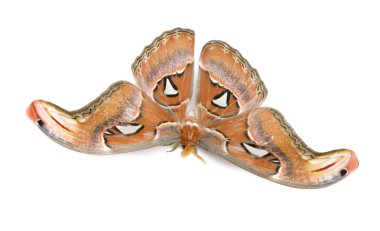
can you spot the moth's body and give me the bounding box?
[180,111,201,147]
[27,28,358,188]
[177,111,203,160]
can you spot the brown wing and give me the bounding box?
[197,40,358,188]
[196,40,267,125]
[200,107,358,188]
[132,28,195,121]
[27,81,180,154]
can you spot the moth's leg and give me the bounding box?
[167,142,181,152]
[181,146,206,163]
[192,147,206,164]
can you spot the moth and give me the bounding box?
[27,28,358,188]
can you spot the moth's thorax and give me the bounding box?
[180,111,201,147]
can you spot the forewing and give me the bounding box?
[27,81,180,154]
[197,40,267,125]
[132,28,195,121]
[200,108,358,188]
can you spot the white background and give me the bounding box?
[1,1,379,230]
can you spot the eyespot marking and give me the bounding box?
[37,119,44,127]
[212,90,229,108]
[270,158,280,164]
[164,77,179,97]
[340,168,348,177]
[104,130,112,135]
[241,142,269,158]
[115,123,144,136]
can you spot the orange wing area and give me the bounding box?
[197,40,267,125]
[200,107,358,188]
[26,29,358,188]
[27,81,180,154]
[132,28,195,121]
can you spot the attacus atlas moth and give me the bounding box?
[27,28,358,188]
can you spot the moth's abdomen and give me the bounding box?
[180,124,201,147]
[180,112,201,147]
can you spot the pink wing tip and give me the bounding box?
[346,150,359,176]
[26,100,42,123]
